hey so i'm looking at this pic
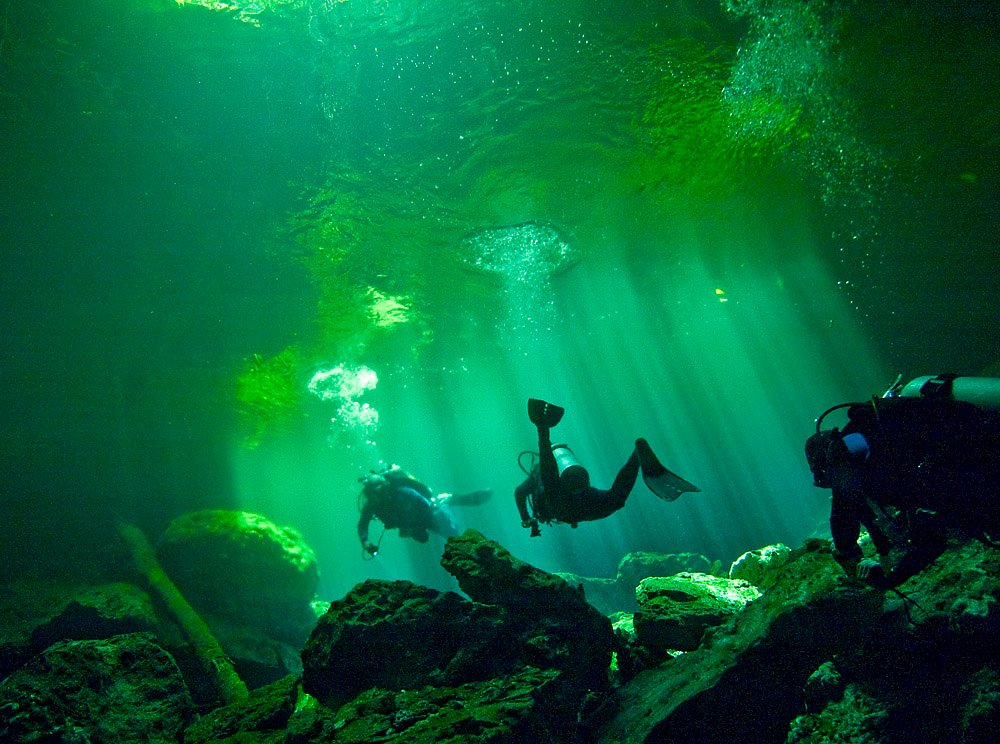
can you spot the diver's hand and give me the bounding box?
[522,519,541,537]
[856,558,888,588]
[363,541,378,556]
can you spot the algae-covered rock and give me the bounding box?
[633,572,761,651]
[183,674,299,744]
[0,580,157,680]
[301,579,506,710]
[157,510,319,645]
[29,581,158,650]
[288,669,563,743]
[729,543,793,588]
[441,529,614,686]
[299,531,616,741]
[786,684,890,744]
[0,632,194,743]
[600,540,884,743]
[558,550,719,615]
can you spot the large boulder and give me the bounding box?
[184,674,299,744]
[299,530,616,741]
[301,579,506,710]
[156,510,319,645]
[441,529,615,687]
[0,633,194,743]
[728,543,792,587]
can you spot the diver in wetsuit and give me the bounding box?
[358,465,492,556]
[515,398,699,536]
[806,374,1000,588]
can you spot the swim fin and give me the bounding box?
[528,398,565,428]
[439,489,494,507]
[636,438,700,501]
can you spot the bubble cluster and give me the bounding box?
[724,0,888,232]
[459,221,577,342]
[307,364,379,443]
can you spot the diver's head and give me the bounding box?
[805,429,870,488]
[359,471,388,496]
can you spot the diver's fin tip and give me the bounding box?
[643,470,700,502]
[528,398,565,427]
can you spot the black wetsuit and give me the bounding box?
[515,423,640,527]
[811,395,1000,586]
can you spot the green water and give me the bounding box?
[2,0,998,597]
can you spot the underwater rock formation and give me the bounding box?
[728,542,793,586]
[3,528,1000,743]
[597,537,1000,744]
[632,572,761,652]
[558,550,720,615]
[157,509,320,646]
[0,633,195,743]
[301,579,507,709]
[0,580,158,681]
[301,529,615,738]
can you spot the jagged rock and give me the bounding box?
[786,684,890,743]
[184,674,299,744]
[0,580,157,680]
[0,632,194,743]
[301,579,506,710]
[598,540,884,743]
[729,543,792,588]
[29,581,158,650]
[600,537,1000,744]
[558,551,718,615]
[632,572,761,652]
[886,538,1000,643]
[617,551,718,590]
[441,529,614,686]
[157,510,320,646]
[801,661,845,713]
[287,669,562,743]
[300,531,615,740]
[959,666,1000,744]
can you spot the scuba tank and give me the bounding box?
[888,374,1000,410]
[552,443,590,493]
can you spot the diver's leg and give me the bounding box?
[606,450,641,510]
[537,424,560,495]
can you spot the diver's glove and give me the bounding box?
[363,541,378,556]
[856,558,890,589]
[522,518,541,537]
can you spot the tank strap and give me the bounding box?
[919,373,960,398]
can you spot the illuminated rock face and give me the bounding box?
[459,221,577,342]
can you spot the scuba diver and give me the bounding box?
[357,465,492,557]
[515,398,699,536]
[805,374,1000,589]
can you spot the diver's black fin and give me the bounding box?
[636,438,700,501]
[528,398,565,428]
[441,489,493,507]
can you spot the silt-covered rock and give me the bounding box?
[0,632,194,743]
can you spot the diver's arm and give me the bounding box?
[514,477,534,523]
[357,501,376,553]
